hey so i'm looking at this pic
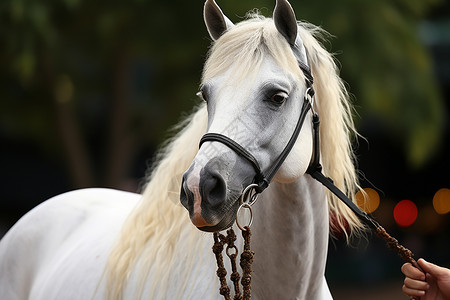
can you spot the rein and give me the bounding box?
[203,46,423,299]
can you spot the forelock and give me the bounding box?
[201,14,305,86]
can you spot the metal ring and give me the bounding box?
[236,202,253,231]
[240,183,258,205]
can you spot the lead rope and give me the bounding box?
[213,227,254,300]
[375,226,421,270]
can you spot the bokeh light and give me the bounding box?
[393,199,418,227]
[355,188,380,213]
[432,188,450,214]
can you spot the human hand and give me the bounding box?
[401,258,450,300]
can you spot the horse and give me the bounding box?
[0,0,367,299]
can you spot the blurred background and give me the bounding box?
[0,0,448,298]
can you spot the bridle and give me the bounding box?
[199,50,315,193]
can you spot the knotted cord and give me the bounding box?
[213,227,254,300]
[241,228,253,299]
[375,227,424,300]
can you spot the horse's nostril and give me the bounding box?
[201,171,226,208]
[180,175,193,210]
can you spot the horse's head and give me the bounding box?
[180,0,315,232]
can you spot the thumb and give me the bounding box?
[418,259,448,278]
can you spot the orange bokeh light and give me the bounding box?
[393,199,418,227]
[355,188,380,213]
[433,188,450,214]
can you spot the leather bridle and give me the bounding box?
[199,56,315,191]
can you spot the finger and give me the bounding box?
[404,277,430,291]
[418,258,450,278]
[402,263,426,280]
[402,284,426,297]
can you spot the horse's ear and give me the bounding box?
[204,0,234,40]
[273,0,298,46]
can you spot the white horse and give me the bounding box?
[0,0,367,299]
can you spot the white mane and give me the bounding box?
[105,14,364,299]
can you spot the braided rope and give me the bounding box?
[213,227,254,300]
[225,229,242,299]
[375,226,424,300]
[240,227,253,300]
[213,232,231,300]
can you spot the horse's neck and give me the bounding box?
[251,175,330,299]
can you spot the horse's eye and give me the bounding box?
[271,91,288,105]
